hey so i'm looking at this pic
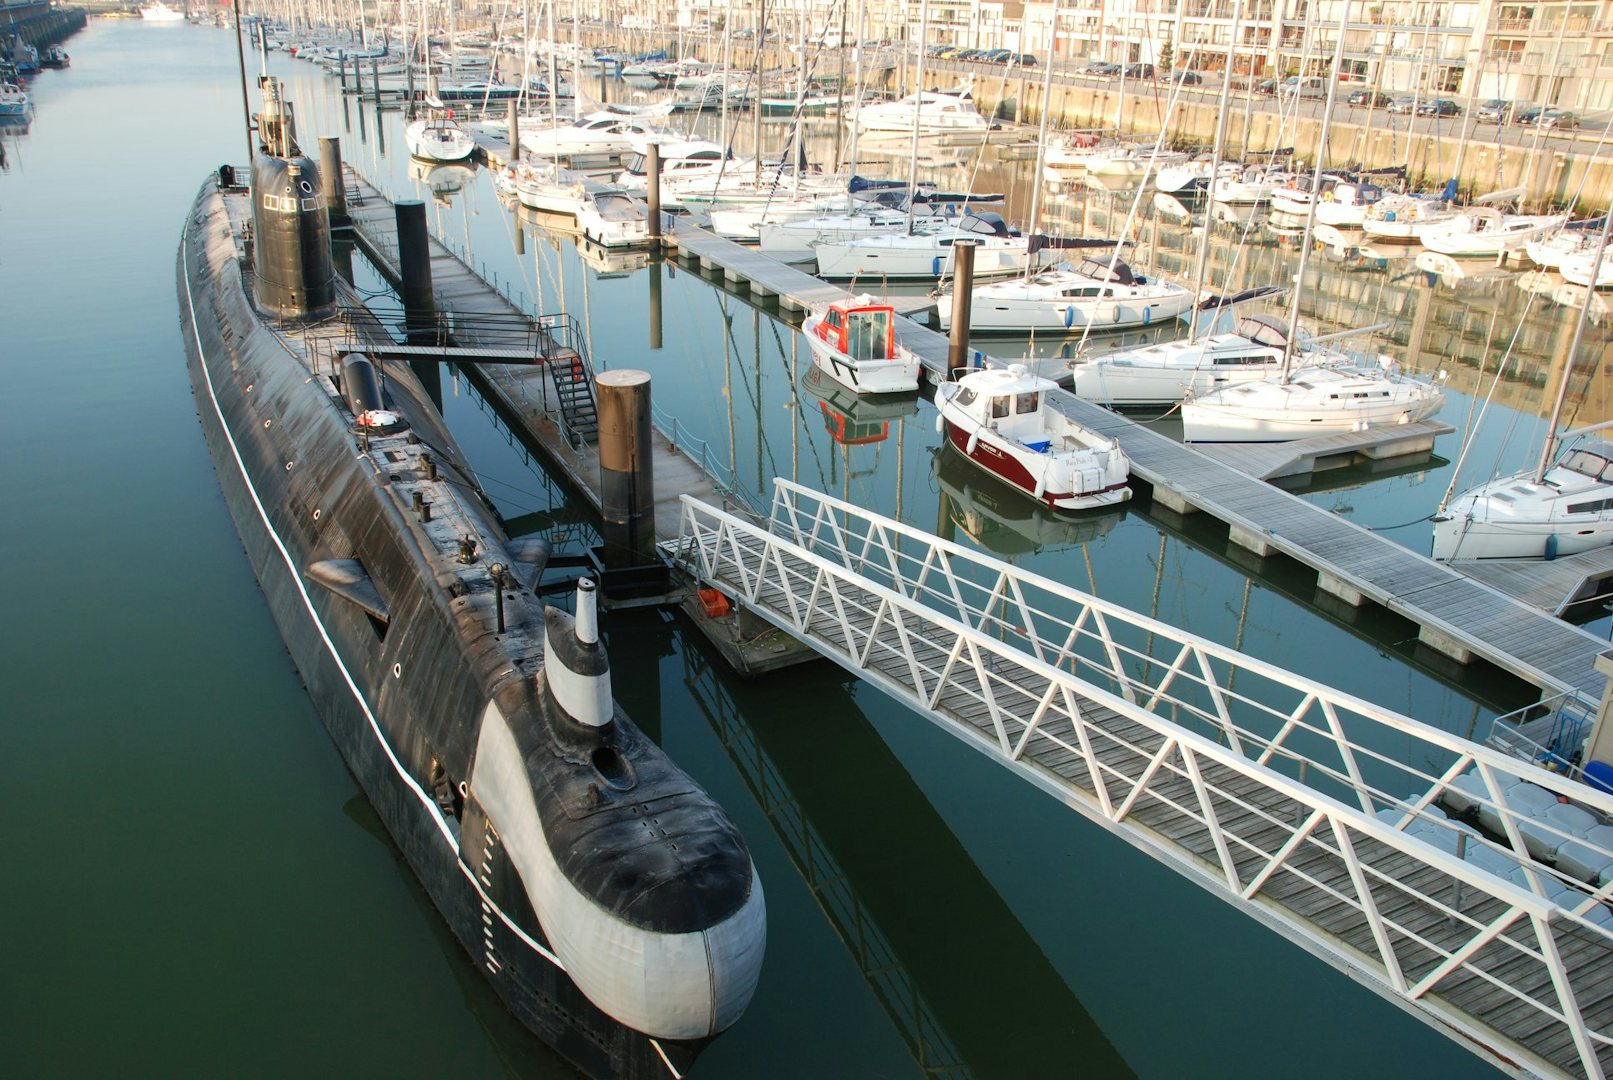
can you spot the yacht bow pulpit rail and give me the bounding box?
[671,478,1613,1080]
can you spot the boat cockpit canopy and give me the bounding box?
[1075,258,1136,285]
[1559,441,1613,481]
[1235,313,1293,348]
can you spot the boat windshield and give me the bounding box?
[845,309,890,361]
[1560,449,1613,480]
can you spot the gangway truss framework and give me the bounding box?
[670,478,1613,1080]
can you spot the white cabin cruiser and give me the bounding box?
[813,213,1056,281]
[935,366,1132,510]
[844,88,989,135]
[1361,194,1458,242]
[936,258,1193,334]
[576,188,651,248]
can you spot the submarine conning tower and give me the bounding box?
[249,77,337,323]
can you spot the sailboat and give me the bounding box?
[1431,217,1613,561]
[1178,1,1446,443]
[404,112,475,162]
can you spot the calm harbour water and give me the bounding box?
[7,19,1605,1078]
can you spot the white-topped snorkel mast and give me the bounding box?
[544,578,612,728]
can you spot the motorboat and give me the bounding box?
[575,187,651,248]
[813,212,1058,281]
[39,45,69,69]
[519,111,657,161]
[1419,207,1568,258]
[1433,438,1613,560]
[936,258,1193,334]
[139,1,186,20]
[934,365,1132,510]
[1180,360,1445,442]
[614,138,731,196]
[404,115,475,163]
[758,201,971,258]
[844,88,989,135]
[0,82,30,118]
[801,296,923,395]
[1068,313,1314,407]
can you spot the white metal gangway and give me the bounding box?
[670,478,1613,1080]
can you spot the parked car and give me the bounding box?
[1475,98,1514,123]
[1416,98,1461,117]
[981,48,1013,63]
[1013,53,1038,67]
[1121,62,1155,80]
[1171,69,1204,85]
[1386,95,1417,114]
[1253,78,1277,95]
[1084,61,1120,77]
[1535,108,1580,129]
[1346,89,1393,107]
[1278,76,1328,99]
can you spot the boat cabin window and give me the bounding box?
[991,395,1011,419]
[825,309,843,330]
[1062,287,1106,299]
[1568,498,1613,515]
[953,387,977,407]
[844,309,890,361]
[1214,353,1270,366]
[1015,391,1040,415]
[1562,449,1613,480]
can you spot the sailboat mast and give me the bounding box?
[1189,0,1241,345]
[903,0,932,236]
[1533,210,1613,482]
[1023,0,1062,240]
[842,0,866,210]
[1279,0,1354,377]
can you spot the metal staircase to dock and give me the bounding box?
[671,478,1613,1080]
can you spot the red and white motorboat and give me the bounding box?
[802,296,923,395]
[935,365,1132,510]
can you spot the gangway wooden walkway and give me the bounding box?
[672,478,1613,1080]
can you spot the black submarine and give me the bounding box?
[176,78,765,1077]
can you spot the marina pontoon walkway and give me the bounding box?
[672,478,1613,1080]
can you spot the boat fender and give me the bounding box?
[1033,473,1046,501]
[1111,304,1122,324]
[965,429,980,456]
[932,256,942,277]
[1142,305,1151,326]
[1063,305,1075,329]
[935,412,945,435]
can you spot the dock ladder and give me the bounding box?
[670,477,1613,1080]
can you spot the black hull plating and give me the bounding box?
[176,180,688,1080]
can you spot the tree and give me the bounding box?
[1158,37,1174,74]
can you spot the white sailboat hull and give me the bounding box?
[1069,358,1284,407]
[814,237,1048,281]
[405,121,475,163]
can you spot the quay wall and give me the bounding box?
[590,30,1613,212]
[9,7,89,50]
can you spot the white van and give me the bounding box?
[1278,76,1328,100]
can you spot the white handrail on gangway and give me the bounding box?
[670,477,1613,1080]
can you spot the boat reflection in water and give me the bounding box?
[409,158,477,204]
[800,365,918,447]
[576,235,652,278]
[933,444,1122,557]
